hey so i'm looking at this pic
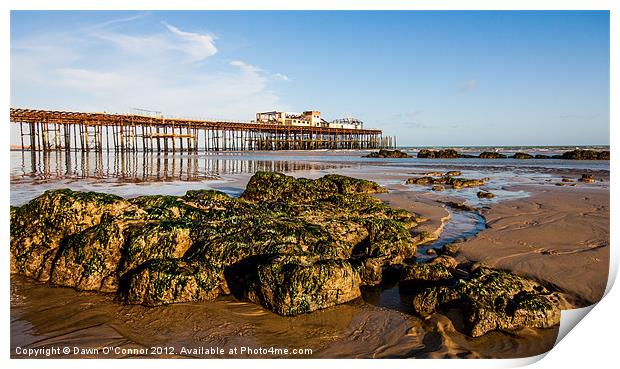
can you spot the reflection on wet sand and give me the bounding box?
[10,276,557,359]
[11,151,350,183]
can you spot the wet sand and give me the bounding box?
[10,151,609,359]
[457,186,610,306]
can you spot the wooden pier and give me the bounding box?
[10,108,395,153]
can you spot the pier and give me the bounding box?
[10,108,395,153]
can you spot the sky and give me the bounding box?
[10,11,610,146]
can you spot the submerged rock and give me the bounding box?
[479,152,507,159]
[512,152,533,159]
[10,172,423,316]
[559,149,609,160]
[417,149,461,159]
[411,265,561,337]
[364,149,411,158]
[579,174,596,183]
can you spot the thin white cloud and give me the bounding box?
[11,17,289,120]
[162,22,218,61]
[273,72,290,81]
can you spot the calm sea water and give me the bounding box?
[10,148,609,206]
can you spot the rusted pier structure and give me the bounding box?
[10,108,394,152]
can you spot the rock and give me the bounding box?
[10,189,134,281]
[431,185,445,192]
[405,176,486,189]
[579,174,595,183]
[406,176,438,185]
[535,154,550,159]
[445,171,462,177]
[440,243,460,256]
[411,265,561,337]
[422,172,444,177]
[120,259,224,306]
[425,248,437,255]
[444,201,475,212]
[228,256,362,316]
[555,183,565,186]
[417,149,461,159]
[559,149,609,160]
[448,177,486,189]
[512,152,533,159]
[430,255,458,269]
[364,149,411,158]
[400,263,453,283]
[11,172,425,315]
[477,191,495,199]
[479,152,507,159]
[561,178,574,182]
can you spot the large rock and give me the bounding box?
[10,189,134,280]
[228,256,362,316]
[120,259,223,306]
[411,265,561,337]
[10,172,423,316]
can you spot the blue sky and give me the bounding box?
[11,11,609,146]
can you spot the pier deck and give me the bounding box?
[10,108,394,152]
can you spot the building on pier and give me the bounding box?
[255,110,364,130]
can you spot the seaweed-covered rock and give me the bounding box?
[448,177,486,189]
[230,256,363,316]
[440,243,461,256]
[417,149,461,159]
[406,176,486,189]
[364,149,411,158]
[579,174,595,183]
[431,185,445,192]
[400,263,453,283]
[445,171,462,177]
[535,154,550,159]
[323,174,388,195]
[430,255,459,269]
[559,149,609,160]
[121,259,223,306]
[411,265,561,337]
[10,189,134,280]
[477,191,495,199]
[479,152,507,159]
[11,172,424,316]
[512,152,533,159]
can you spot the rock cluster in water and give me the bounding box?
[10,172,562,336]
[416,149,609,160]
[364,149,412,158]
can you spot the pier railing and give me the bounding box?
[10,108,395,152]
